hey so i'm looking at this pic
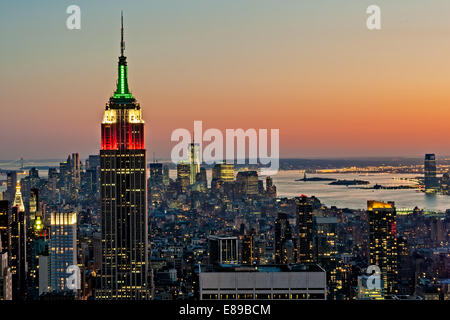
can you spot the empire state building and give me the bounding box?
[97,13,149,300]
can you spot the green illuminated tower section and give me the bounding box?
[98,13,149,300]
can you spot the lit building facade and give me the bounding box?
[212,163,234,183]
[49,212,77,292]
[176,162,190,192]
[98,14,150,300]
[367,200,398,297]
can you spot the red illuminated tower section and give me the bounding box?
[98,13,149,300]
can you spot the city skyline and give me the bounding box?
[3,1,450,159]
[0,3,448,304]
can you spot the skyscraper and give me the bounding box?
[6,172,17,203]
[0,247,12,300]
[274,212,293,264]
[10,182,27,300]
[176,162,190,192]
[98,13,149,300]
[149,163,164,187]
[212,163,234,183]
[313,216,339,299]
[424,153,438,192]
[236,171,258,196]
[148,163,164,209]
[295,196,314,264]
[0,201,9,256]
[49,212,77,293]
[367,200,398,297]
[189,143,200,185]
[241,229,255,266]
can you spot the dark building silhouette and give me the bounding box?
[0,201,9,255]
[295,196,314,264]
[10,183,27,300]
[6,172,17,203]
[149,163,164,187]
[241,229,256,265]
[424,153,438,191]
[274,213,293,264]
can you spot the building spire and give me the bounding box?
[121,10,125,57]
[113,11,134,100]
[13,181,25,212]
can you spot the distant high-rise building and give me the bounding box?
[70,153,81,187]
[236,171,258,196]
[0,248,12,300]
[6,172,17,203]
[162,164,170,185]
[10,182,27,300]
[424,154,438,192]
[149,163,163,187]
[29,188,38,220]
[208,236,239,265]
[266,176,277,198]
[313,216,339,299]
[0,201,9,256]
[397,236,414,295]
[212,163,234,183]
[295,196,314,264]
[47,168,58,200]
[189,143,200,185]
[49,212,77,293]
[176,162,190,192]
[87,155,100,170]
[98,13,149,300]
[367,200,398,297]
[241,230,255,265]
[148,163,164,209]
[196,167,208,190]
[274,213,294,264]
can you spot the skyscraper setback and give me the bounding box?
[97,14,149,300]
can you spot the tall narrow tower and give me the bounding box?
[98,13,149,300]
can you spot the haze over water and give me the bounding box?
[271,171,450,211]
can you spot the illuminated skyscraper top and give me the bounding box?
[101,12,144,151]
[12,182,24,212]
[98,13,149,300]
[113,11,134,101]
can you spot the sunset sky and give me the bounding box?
[2,1,450,160]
